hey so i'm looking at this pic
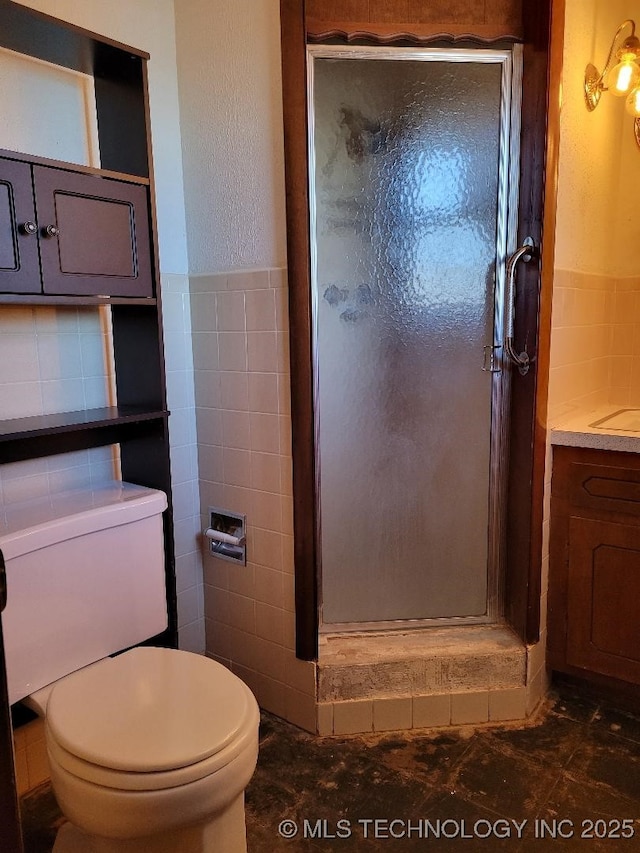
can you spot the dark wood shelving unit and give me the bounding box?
[0,4,177,847]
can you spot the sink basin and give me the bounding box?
[590,409,640,432]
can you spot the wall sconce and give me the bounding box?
[584,19,640,148]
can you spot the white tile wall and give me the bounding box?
[547,269,615,427]
[0,305,119,504]
[191,268,316,729]
[161,273,205,654]
[547,269,640,426]
[13,718,48,795]
[609,276,640,407]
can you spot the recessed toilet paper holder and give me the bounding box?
[205,508,246,565]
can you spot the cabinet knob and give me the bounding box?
[43,224,60,238]
[19,221,37,235]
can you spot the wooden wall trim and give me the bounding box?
[503,0,555,645]
[527,0,565,642]
[307,21,522,43]
[304,0,522,28]
[280,0,319,661]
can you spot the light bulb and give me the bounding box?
[625,85,640,116]
[607,55,640,95]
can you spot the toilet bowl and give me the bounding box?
[43,647,260,853]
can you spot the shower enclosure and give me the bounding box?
[308,46,524,630]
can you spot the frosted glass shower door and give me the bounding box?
[310,47,519,627]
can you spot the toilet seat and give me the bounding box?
[45,647,260,791]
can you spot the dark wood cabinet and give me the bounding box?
[548,445,640,697]
[0,154,152,298]
[0,6,177,848]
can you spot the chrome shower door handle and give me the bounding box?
[504,237,537,376]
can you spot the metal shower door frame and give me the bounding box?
[306,44,524,631]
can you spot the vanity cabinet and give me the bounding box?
[0,154,152,298]
[548,446,640,694]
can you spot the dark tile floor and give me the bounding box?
[21,686,640,852]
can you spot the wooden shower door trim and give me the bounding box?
[504,0,561,644]
[280,0,317,661]
[305,0,522,43]
[280,0,555,660]
[306,21,522,43]
[305,0,522,30]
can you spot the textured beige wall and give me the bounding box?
[174,0,287,272]
[554,0,638,279]
[550,0,640,421]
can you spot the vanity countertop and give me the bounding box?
[551,406,640,453]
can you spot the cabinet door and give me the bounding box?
[567,516,640,683]
[0,158,40,294]
[33,166,153,297]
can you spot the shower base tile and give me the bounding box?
[333,699,373,735]
[373,697,412,732]
[316,702,333,736]
[490,687,528,722]
[451,690,489,725]
[412,693,451,728]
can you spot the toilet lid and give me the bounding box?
[46,647,256,773]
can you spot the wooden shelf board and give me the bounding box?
[0,2,149,74]
[0,148,150,186]
[0,295,156,307]
[0,406,168,442]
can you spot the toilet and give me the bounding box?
[0,482,259,853]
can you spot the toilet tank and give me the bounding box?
[0,482,168,706]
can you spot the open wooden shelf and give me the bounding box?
[0,405,167,440]
[0,147,150,186]
[0,406,169,463]
[0,294,156,307]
